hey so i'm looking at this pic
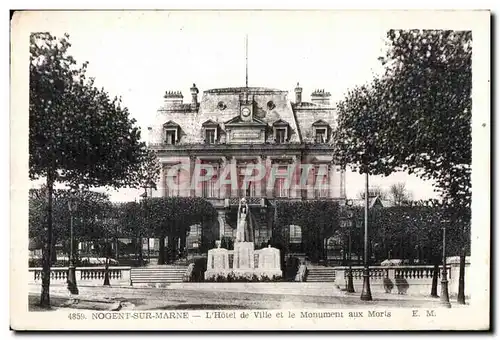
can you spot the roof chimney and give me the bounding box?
[190,83,199,110]
[294,82,303,105]
[163,90,183,106]
[311,89,331,106]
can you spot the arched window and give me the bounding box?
[187,224,202,250]
[289,225,302,244]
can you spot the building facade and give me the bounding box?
[148,83,346,257]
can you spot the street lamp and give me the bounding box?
[341,199,355,293]
[360,172,372,301]
[440,221,451,308]
[67,196,79,295]
[140,180,156,265]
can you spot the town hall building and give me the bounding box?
[147,83,346,259]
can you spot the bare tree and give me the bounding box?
[388,182,413,206]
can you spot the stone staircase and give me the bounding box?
[130,265,188,284]
[305,267,336,282]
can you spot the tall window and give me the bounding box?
[240,177,256,197]
[275,128,287,144]
[315,128,327,143]
[289,225,302,244]
[201,165,218,198]
[274,179,288,198]
[205,129,216,144]
[187,224,202,250]
[273,166,290,198]
[314,165,329,198]
[238,167,257,197]
[165,168,179,197]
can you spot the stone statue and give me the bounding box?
[236,197,249,242]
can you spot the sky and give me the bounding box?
[28,11,438,202]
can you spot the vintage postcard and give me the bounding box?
[10,10,490,331]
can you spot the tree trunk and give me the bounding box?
[103,239,110,286]
[430,261,439,298]
[147,238,151,264]
[134,236,138,265]
[115,237,119,262]
[50,238,57,264]
[342,242,346,265]
[171,235,178,263]
[180,234,186,259]
[138,236,143,265]
[457,250,466,304]
[158,236,165,265]
[40,173,54,308]
[323,237,327,265]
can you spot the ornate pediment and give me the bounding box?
[272,118,290,127]
[163,120,180,128]
[224,115,268,127]
[224,115,268,144]
[202,119,219,127]
[312,119,330,127]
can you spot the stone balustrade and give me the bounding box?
[341,265,442,281]
[29,266,132,286]
[333,264,469,297]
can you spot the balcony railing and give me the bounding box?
[225,197,266,207]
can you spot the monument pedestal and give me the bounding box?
[233,242,255,271]
[204,198,282,282]
[205,242,282,281]
[255,245,282,278]
[204,246,230,281]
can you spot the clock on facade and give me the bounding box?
[241,107,251,117]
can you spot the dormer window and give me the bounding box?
[205,129,216,144]
[166,130,177,145]
[275,128,287,144]
[312,119,331,144]
[315,128,327,143]
[273,119,290,144]
[202,119,219,144]
[163,120,180,145]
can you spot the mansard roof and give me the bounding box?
[151,84,338,145]
[203,87,286,95]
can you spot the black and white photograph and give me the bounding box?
[10,9,490,330]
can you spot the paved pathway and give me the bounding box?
[29,283,449,311]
